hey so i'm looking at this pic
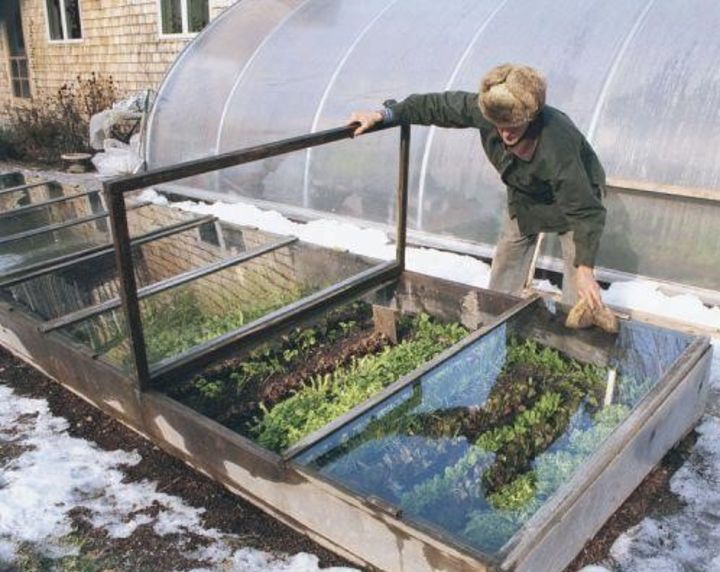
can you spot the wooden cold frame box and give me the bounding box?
[0,245,711,572]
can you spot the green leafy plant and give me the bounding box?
[253,314,468,452]
[163,300,375,435]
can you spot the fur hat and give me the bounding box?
[479,64,546,127]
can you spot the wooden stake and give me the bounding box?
[604,368,617,407]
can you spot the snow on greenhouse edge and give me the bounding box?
[0,384,357,572]
[140,190,720,338]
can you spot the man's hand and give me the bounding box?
[348,110,383,136]
[576,265,603,310]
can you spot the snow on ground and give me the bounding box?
[0,384,355,571]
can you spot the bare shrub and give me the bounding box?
[2,73,116,164]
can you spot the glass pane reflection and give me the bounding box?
[58,243,377,370]
[295,317,692,554]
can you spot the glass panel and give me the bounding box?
[6,1,27,55]
[12,80,23,99]
[45,0,64,40]
[0,224,109,278]
[295,309,692,555]
[10,60,19,79]
[18,59,29,80]
[0,205,195,279]
[64,0,82,39]
[161,0,183,34]
[188,0,209,33]
[2,220,241,320]
[58,242,378,370]
[0,194,97,238]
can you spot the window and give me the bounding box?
[45,0,82,41]
[160,0,209,35]
[6,1,30,98]
[10,57,31,98]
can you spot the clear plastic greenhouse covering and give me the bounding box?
[146,0,720,296]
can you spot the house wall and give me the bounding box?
[0,0,238,114]
[0,11,17,114]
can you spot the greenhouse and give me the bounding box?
[146,0,720,301]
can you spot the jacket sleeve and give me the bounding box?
[389,91,489,129]
[552,154,607,267]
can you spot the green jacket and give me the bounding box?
[389,91,606,267]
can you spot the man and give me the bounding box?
[350,63,616,330]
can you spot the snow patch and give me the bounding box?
[604,280,720,331]
[605,417,720,570]
[0,383,356,570]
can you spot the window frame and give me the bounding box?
[4,1,32,99]
[156,0,209,39]
[9,55,31,99]
[43,0,84,44]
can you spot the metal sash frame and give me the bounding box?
[103,122,409,390]
[0,188,101,218]
[0,214,217,286]
[0,180,57,197]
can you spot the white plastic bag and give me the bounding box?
[91,138,143,179]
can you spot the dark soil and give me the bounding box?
[0,346,360,572]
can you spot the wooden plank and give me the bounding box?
[372,304,398,344]
[607,177,720,204]
[381,270,521,328]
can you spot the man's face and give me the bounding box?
[495,122,529,147]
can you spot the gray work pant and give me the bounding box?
[488,211,579,305]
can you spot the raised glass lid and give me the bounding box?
[55,241,378,371]
[293,304,693,555]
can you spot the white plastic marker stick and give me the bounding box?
[604,368,617,407]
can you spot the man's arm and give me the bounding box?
[350,91,486,135]
[553,156,607,309]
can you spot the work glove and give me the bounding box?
[565,298,619,334]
